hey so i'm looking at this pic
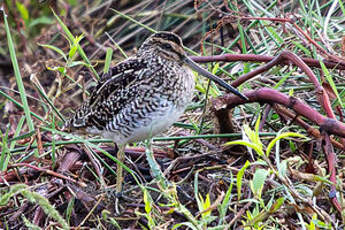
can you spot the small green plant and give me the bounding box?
[36,10,100,104]
[306,213,332,230]
[224,117,308,228]
[38,32,92,95]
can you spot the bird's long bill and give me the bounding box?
[183,57,248,100]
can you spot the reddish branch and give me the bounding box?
[273,105,344,150]
[198,51,337,120]
[251,52,333,118]
[3,163,86,187]
[195,51,344,149]
[321,131,342,213]
[212,88,345,138]
[191,54,345,70]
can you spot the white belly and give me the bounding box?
[102,105,185,145]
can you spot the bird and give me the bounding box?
[65,31,247,200]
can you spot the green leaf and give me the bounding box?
[195,83,206,94]
[68,34,84,59]
[289,140,296,152]
[199,193,211,218]
[266,132,307,156]
[273,69,294,89]
[218,172,233,224]
[68,0,77,6]
[22,215,41,230]
[52,10,99,80]
[0,126,10,171]
[320,60,344,108]
[46,65,66,75]
[278,159,288,177]
[251,168,269,198]
[254,114,261,136]
[212,62,219,75]
[9,130,36,143]
[65,197,75,224]
[172,222,199,230]
[67,61,90,68]
[225,140,264,156]
[0,90,44,122]
[2,184,69,229]
[38,43,67,61]
[16,2,29,22]
[31,75,66,122]
[306,214,317,230]
[68,45,78,60]
[236,160,250,200]
[266,26,284,44]
[339,0,345,15]
[292,41,311,56]
[269,197,285,213]
[243,124,263,154]
[28,16,54,28]
[143,188,152,214]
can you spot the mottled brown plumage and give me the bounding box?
[65,31,247,202]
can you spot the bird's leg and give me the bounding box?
[145,138,168,189]
[115,144,125,215]
[116,144,125,194]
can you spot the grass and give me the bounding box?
[3,9,34,132]
[1,0,345,229]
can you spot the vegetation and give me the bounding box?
[1,0,345,229]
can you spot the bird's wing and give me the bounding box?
[88,58,146,107]
[84,58,149,129]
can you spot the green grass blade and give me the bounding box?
[103,47,113,73]
[30,74,66,122]
[320,60,344,108]
[0,126,10,171]
[110,8,157,34]
[0,89,45,123]
[3,9,34,132]
[105,32,128,58]
[38,43,67,61]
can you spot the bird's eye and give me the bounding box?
[162,43,173,50]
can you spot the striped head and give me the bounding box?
[137,31,186,63]
[63,103,95,134]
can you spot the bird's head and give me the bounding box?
[138,31,186,63]
[139,31,248,100]
[63,104,90,134]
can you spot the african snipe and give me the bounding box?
[65,31,247,201]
